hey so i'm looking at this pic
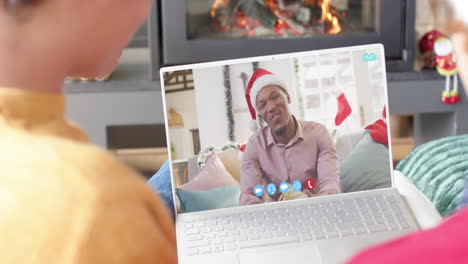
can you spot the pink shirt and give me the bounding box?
[240,117,342,206]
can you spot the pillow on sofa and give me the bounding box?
[217,148,242,182]
[177,186,240,213]
[147,160,175,218]
[334,130,365,162]
[180,152,238,191]
[340,133,392,193]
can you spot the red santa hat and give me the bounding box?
[245,68,287,131]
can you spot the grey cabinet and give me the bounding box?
[388,72,468,146]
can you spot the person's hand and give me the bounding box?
[279,185,308,201]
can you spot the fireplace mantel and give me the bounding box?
[64,63,467,150]
[62,1,465,150]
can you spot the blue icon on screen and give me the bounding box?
[253,185,264,197]
[292,180,302,192]
[279,182,289,193]
[267,183,277,195]
[362,52,377,62]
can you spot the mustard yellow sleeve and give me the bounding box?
[0,131,177,264]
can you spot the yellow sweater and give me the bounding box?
[0,87,176,263]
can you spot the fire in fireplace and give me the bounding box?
[194,0,376,40]
[158,0,414,73]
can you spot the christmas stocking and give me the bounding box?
[335,92,352,126]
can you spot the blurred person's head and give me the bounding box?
[445,0,468,88]
[0,0,152,91]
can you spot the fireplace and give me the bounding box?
[156,0,414,75]
[191,0,373,39]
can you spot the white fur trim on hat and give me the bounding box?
[249,74,287,113]
[249,119,259,132]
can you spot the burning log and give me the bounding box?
[277,12,305,33]
[215,0,307,31]
[212,0,278,29]
[240,0,277,29]
[210,0,343,36]
[277,0,304,13]
[211,0,238,28]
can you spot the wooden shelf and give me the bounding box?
[113,147,168,172]
[392,137,415,161]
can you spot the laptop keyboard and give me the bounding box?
[181,192,411,256]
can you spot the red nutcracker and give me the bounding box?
[434,36,460,104]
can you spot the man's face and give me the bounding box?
[256,85,292,135]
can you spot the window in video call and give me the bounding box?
[163,48,392,214]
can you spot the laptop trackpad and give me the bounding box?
[239,245,322,264]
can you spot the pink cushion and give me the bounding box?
[180,152,239,191]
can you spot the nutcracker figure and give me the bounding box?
[434,36,460,104]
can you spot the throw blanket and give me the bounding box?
[396,135,468,216]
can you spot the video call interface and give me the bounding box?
[163,47,392,214]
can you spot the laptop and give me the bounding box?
[160,44,419,264]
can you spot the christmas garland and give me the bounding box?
[253,61,259,71]
[293,58,306,120]
[223,65,235,142]
[197,142,239,169]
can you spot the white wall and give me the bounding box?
[65,90,166,148]
[352,48,385,126]
[229,62,256,145]
[193,66,229,149]
[165,90,199,160]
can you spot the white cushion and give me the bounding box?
[394,170,443,229]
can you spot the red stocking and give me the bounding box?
[335,93,352,126]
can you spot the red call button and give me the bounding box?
[305,179,316,190]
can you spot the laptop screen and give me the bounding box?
[161,44,393,215]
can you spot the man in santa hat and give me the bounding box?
[239,68,342,206]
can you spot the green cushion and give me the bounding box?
[340,133,392,193]
[176,186,240,213]
[396,135,468,216]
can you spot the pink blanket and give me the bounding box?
[347,209,468,264]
